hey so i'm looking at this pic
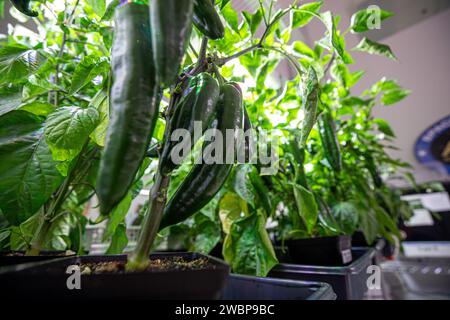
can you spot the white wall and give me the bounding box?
[280,0,450,185]
[355,8,450,185]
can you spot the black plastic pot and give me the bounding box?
[0,252,230,300]
[0,250,76,267]
[351,233,387,264]
[269,248,375,300]
[221,274,337,300]
[281,235,353,266]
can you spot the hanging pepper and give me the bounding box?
[299,67,319,147]
[318,112,342,172]
[159,82,243,229]
[150,0,194,88]
[159,72,220,175]
[97,3,160,216]
[10,0,38,17]
[193,0,225,40]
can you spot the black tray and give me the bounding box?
[0,252,230,300]
[0,250,76,267]
[269,248,375,300]
[281,235,352,266]
[221,274,336,300]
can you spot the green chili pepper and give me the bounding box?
[318,112,342,172]
[97,3,160,216]
[193,0,225,40]
[150,0,194,88]
[10,0,38,17]
[159,82,243,229]
[159,72,220,175]
[300,67,319,147]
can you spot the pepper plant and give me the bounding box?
[0,0,116,255]
[0,0,412,276]
[155,1,414,276]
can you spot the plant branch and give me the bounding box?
[263,46,304,76]
[323,53,336,78]
[197,37,208,66]
[54,0,81,106]
[216,3,296,67]
[189,43,199,58]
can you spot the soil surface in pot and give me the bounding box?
[80,256,215,274]
[1,250,75,257]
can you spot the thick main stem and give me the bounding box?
[25,213,52,256]
[127,172,170,270]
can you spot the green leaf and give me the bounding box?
[321,11,352,64]
[45,106,99,150]
[10,213,40,250]
[220,0,231,10]
[332,202,359,234]
[291,1,323,29]
[46,211,78,250]
[0,111,63,225]
[19,101,55,117]
[87,0,106,18]
[89,88,109,146]
[106,223,128,254]
[191,213,221,254]
[249,168,272,215]
[350,8,393,33]
[22,75,60,100]
[381,89,409,105]
[256,59,278,90]
[341,96,372,108]
[69,56,109,95]
[0,86,22,116]
[221,2,239,33]
[231,165,256,207]
[331,63,351,88]
[374,206,401,239]
[374,118,395,137]
[371,78,409,105]
[44,106,99,175]
[223,212,278,276]
[0,44,44,85]
[293,184,318,235]
[103,192,133,240]
[101,0,120,21]
[353,37,397,60]
[242,9,263,36]
[358,207,378,245]
[292,41,316,59]
[219,192,248,234]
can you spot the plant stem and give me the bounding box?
[54,0,81,106]
[25,141,89,256]
[323,53,336,78]
[127,172,170,270]
[198,37,208,65]
[263,46,304,76]
[189,43,199,58]
[212,63,225,86]
[126,36,215,269]
[25,212,52,256]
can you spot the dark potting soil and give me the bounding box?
[79,256,214,274]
